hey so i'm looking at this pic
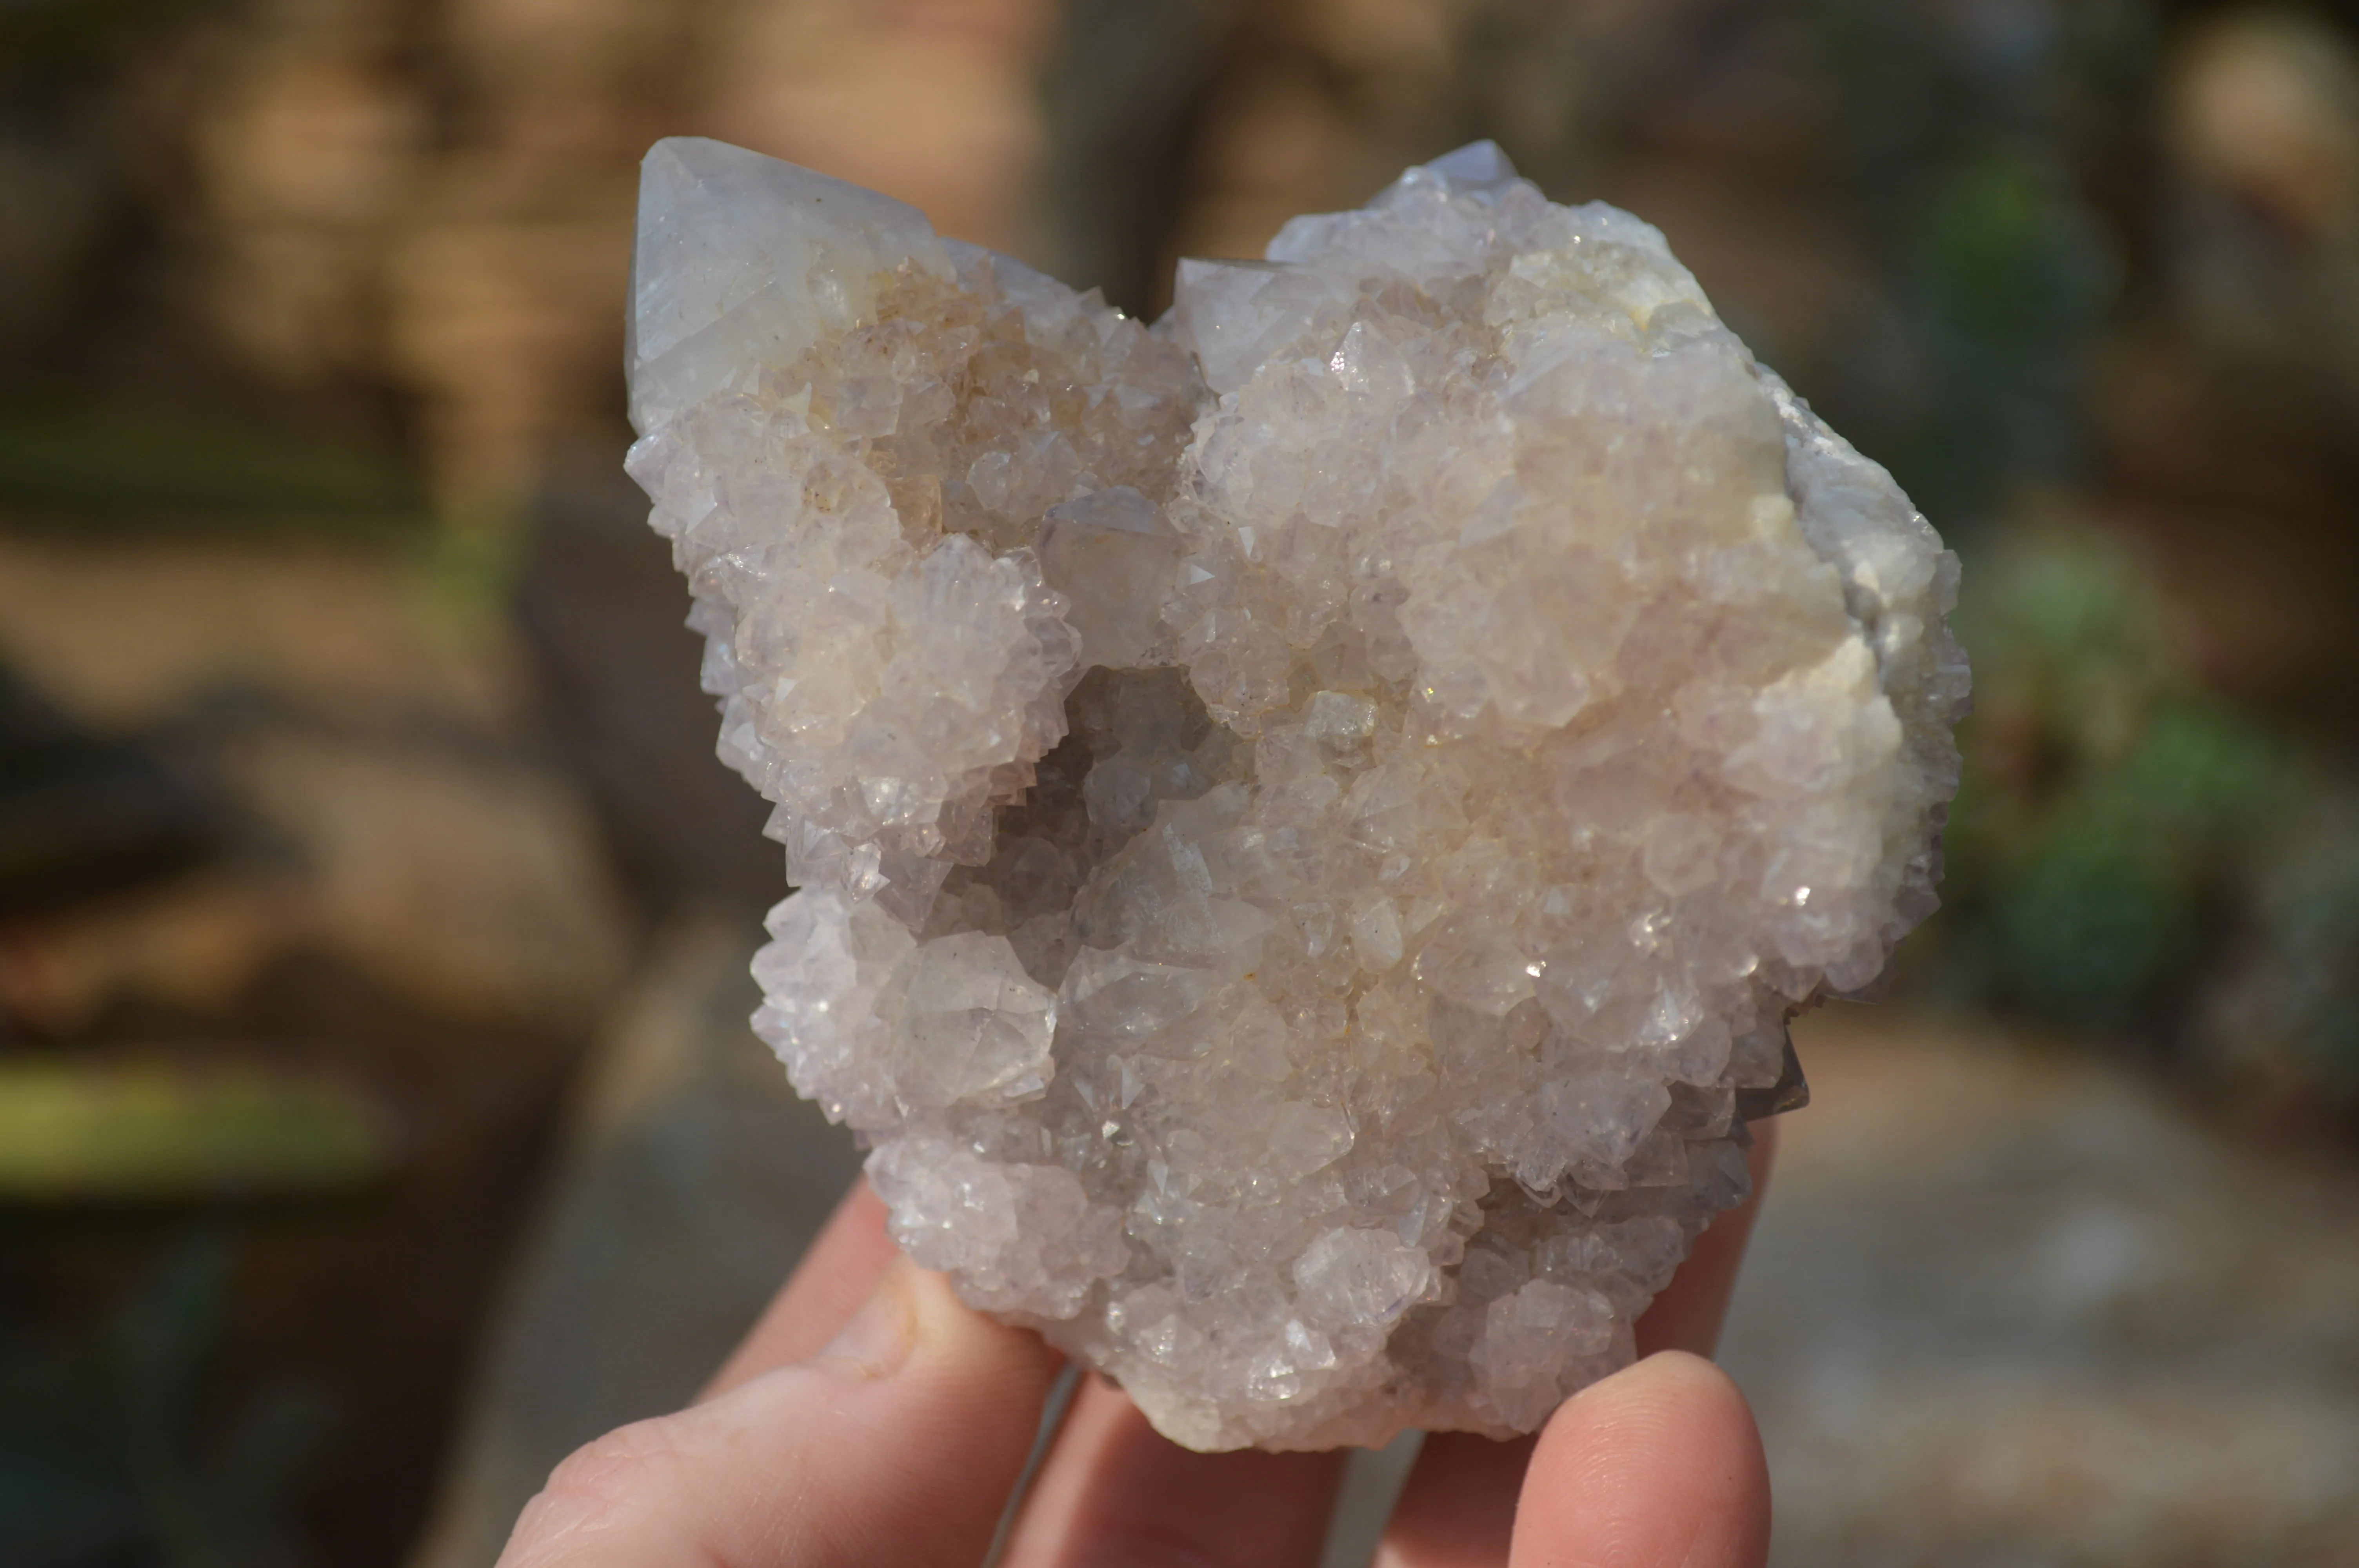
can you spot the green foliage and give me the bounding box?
[0,1061,394,1202]
[1939,525,2322,1047]
[2208,795,2359,1100]
[1805,0,2142,534]
[1894,149,2116,526]
[1973,698,2288,1025]
[0,403,426,534]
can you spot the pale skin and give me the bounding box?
[494,1122,1776,1568]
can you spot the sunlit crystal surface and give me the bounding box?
[625,136,1969,1451]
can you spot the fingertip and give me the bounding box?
[1559,1348,1753,1434]
[500,1261,1067,1568]
[1512,1352,1769,1568]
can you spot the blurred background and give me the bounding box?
[2,0,2356,1563]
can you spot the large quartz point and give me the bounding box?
[625,136,1969,1451]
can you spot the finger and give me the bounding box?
[1509,1351,1769,1568]
[1000,1373,1348,1568]
[498,1258,1062,1568]
[1378,1121,1778,1566]
[1634,1118,1777,1359]
[1370,1434,1532,1568]
[704,1178,900,1397]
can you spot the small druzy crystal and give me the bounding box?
[624,137,1968,1451]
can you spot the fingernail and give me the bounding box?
[814,1265,914,1381]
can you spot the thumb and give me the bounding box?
[496,1259,1061,1568]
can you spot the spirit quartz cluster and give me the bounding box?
[625,138,1968,1451]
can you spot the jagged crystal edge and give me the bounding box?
[624,136,1967,1451]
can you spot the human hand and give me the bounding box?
[494,1124,1775,1568]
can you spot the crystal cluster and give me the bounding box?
[625,137,1968,1451]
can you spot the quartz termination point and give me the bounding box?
[624,136,1969,1452]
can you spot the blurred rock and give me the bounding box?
[0,522,644,1565]
[403,914,861,1568]
[220,729,631,1027]
[190,0,431,390]
[0,534,519,731]
[513,443,779,918]
[2162,9,2359,443]
[1728,1005,2359,1566]
[0,666,222,922]
[0,533,629,1034]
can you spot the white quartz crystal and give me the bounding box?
[626,136,1968,1451]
